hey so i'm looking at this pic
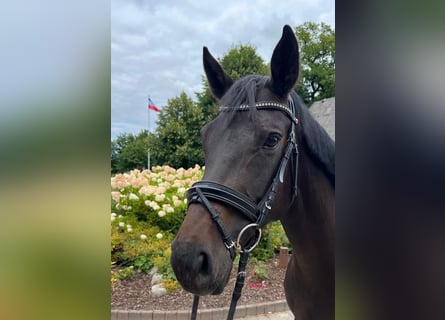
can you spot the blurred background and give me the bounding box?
[0,1,110,319]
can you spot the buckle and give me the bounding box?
[224,240,236,250]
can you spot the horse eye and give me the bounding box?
[264,133,281,149]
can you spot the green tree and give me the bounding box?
[150,92,205,168]
[196,44,269,122]
[220,44,269,80]
[294,22,335,105]
[111,131,148,173]
[111,134,130,173]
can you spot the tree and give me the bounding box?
[294,22,335,105]
[220,44,269,80]
[196,44,269,122]
[150,92,205,168]
[111,134,130,173]
[111,131,148,173]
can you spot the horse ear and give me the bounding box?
[270,25,300,98]
[203,46,234,100]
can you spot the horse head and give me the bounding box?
[171,25,300,296]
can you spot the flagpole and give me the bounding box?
[147,95,151,170]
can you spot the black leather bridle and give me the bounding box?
[186,99,299,320]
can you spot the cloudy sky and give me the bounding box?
[111,0,334,139]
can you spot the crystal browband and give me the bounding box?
[219,101,298,124]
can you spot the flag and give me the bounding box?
[147,97,160,112]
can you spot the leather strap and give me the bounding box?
[188,181,258,222]
[195,188,236,259]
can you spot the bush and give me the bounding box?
[252,221,292,261]
[111,216,172,273]
[111,165,203,234]
[111,166,203,290]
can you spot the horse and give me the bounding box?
[171,25,335,320]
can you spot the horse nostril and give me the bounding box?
[171,241,214,279]
[197,251,211,275]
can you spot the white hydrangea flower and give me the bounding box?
[156,233,163,239]
[128,193,139,201]
[162,204,174,213]
[145,200,160,210]
[118,222,125,227]
[111,192,120,202]
[155,194,166,202]
[140,234,147,240]
[158,210,166,217]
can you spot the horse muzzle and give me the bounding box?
[170,238,232,295]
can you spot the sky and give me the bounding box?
[111,0,334,139]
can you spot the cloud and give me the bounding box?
[111,0,334,139]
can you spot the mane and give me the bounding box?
[290,91,335,185]
[221,75,269,108]
[218,75,267,123]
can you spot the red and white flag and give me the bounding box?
[147,97,160,112]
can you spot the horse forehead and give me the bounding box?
[230,110,288,131]
[217,116,254,144]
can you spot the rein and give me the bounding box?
[186,100,299,320]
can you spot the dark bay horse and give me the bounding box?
[171,25,335,320]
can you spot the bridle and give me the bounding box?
[186,98,299,320]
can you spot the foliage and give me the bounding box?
[111,131,149,174]
[220,44,269,80]
[294,22,335,105]
[252,221,291,261]
[162,278,180,293]
[111,263,137,289]
[195,87,219,123]
[252,261,269,280]
[111,265,134,283]
[111,165,202,233]
[150,92,205,169]
[111,166,203,289]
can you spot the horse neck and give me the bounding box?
[281,142,335,276]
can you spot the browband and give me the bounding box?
[219,101,299,125]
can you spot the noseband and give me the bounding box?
[186,99,299,320]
